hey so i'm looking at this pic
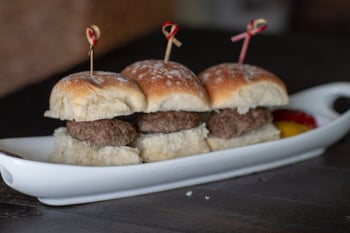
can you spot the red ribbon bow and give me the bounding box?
[162,21,182,47]
[162,21,182,63]
[85,25,100,76]
[87,29,98,45]
[231,18,267,64]
[162,21,178,39]
[86,25,100,48]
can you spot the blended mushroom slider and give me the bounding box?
[198,63,289,151]
[121,59,211,162]
[44,71,147,166]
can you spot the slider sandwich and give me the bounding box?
[44,71,147,166]
[122,59,211,162]
[198,63,289,151]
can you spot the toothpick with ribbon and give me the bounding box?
[86,25,101,76]
[162,21,182,63]
[231,18,267,64]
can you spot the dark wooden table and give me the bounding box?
[1,28,349,233]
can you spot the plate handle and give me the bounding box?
[291,82,350,120]
[0,148,23,185]
[0,165,13,184]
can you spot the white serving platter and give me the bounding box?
[0,82,349,206]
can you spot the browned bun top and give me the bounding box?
[198,63,288,113]
[44,71,146,121]
[121,60,210,112]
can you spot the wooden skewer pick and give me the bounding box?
[162,21,182,63]
[86,25,101,76]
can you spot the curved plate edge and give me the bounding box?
[38,148,324,206]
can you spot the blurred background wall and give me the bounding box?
[175,0,292,34]
[0,0,173,96]
[0,0,349,97]
[175,0,350,35]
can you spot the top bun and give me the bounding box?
[198,63,288,114]
[121,60,210,112]
[44,71,146,121]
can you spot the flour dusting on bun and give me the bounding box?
[45,71,146,166]
[198,63,289,151]
[122,60,210,162]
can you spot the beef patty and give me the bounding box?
[136,111,200,133]
[66,118,137,147]
[208,107,272,139]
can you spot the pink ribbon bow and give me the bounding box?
[231,18,267,64]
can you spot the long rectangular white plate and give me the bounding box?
[0,82,349,206]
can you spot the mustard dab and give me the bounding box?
[274,121,312,138]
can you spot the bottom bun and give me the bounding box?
[207,123,280,151]
[50,127,142,166]
[133,124,210,162]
